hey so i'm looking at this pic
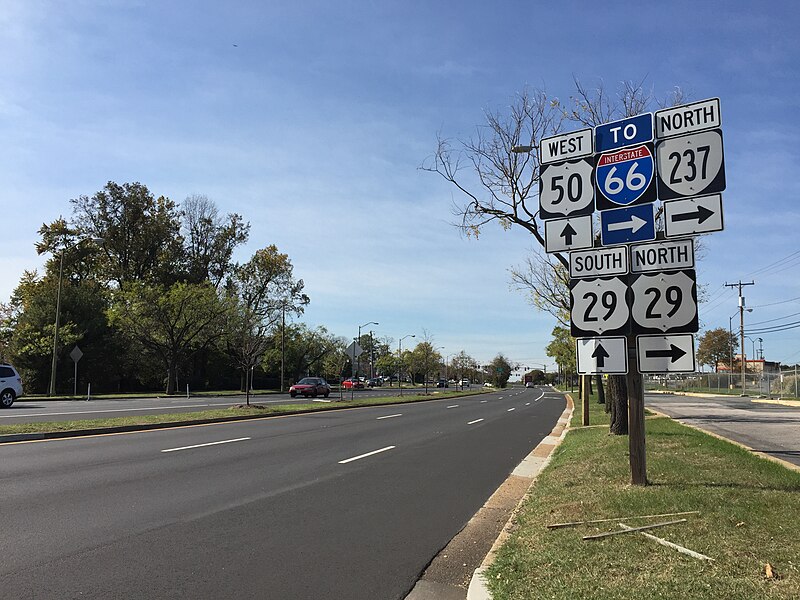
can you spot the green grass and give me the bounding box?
[486,416,800,599]
[570,391,612,428]
[0,388,489,436]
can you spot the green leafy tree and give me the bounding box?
[109,282,231,394]
[697,328,737,372]
[262,324,346,384]
[488,353,513,388]
[409,340,442,392]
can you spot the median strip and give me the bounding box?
[161,437,250,453]
[338,445,396,464]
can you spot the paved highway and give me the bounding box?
[647,392,800,468]
[0,386,465,424]
[0,385,565,599]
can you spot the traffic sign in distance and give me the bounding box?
[655,98,720,139]
[630,238,694,273]
[595,143,657,210]
[600,204,656,246]
[595,113,653,153]
[545,215,593,253]
[540,128,594,165]
[570,276,630,337]
[630,269,698,334]
[636,334,696,373]
[539,158,595,219]
[663,194,724,238]
[576,337,628,374]
[346,341,363,360]
[570,246,628,279]
[656,129,726,200]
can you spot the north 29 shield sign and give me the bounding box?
[595,142,657,211]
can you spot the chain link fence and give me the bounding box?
[644,370,800,398]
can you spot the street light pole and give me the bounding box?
[398,334,415,397]
[48,236,103,396]
[358,321,379,380]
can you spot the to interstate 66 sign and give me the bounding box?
[570,276,630,337]
[539,158,595,219]
[594,143,657,211]
[656,129,726,200]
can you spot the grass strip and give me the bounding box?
[0,389,489,436]
[486,416,800,599]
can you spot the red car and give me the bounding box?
[341,377,365,390]
[289,377,331,398]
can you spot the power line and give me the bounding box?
[750,295,800,309]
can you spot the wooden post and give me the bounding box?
[627,337,647,485]
[582,374,590,425]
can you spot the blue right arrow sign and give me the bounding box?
[600,204,656,246]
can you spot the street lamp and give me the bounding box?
[398,334,415,396]
[49,236,104,396]
[357,321,379,379]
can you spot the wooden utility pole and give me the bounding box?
[627,336,646,485]
[582,375,590,425]
[725,281,755,394]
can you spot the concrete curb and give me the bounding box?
[465,394,575,600]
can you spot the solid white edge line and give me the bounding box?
[467,418,484,425]
[376,414,402,420]
[161,437,251,453]
[338,445,396,464]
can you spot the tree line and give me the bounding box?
[0,182,515,394]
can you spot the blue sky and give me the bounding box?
[3,0,800,370]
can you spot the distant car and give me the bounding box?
[289,377,331,398]
[525,381,534,388]
[436,379,448,388]
[0,363,24,408]
[459,379,471,388]
[342,378,365,390]
[483,382,493,388]
[366,377,382,387]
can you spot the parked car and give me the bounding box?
[436,379,448,388]
[342,377,365,390]
[0,363,24,408]
[289,377,331,398]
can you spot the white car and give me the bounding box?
[0,363,24,408]
[525,381,534,388]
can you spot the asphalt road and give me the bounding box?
[646,392,800,467]
[0,386,469,424]
[0,385,565,599]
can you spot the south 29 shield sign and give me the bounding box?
[570,276,630,337]
[595,143,657,211]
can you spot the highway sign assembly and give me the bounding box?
[600,204,656,246]
[570,276,630,337]
[636,334,696,373]
[545,215,593,253]
[655,129,726,200]
[663,194,724,237]
[630,238,694,273]
[540,128,594,164]
[595,143,657,210]
[539,158,595,219]
[629,269,698,334]
[570,246,628,279]
[576,337,628,374]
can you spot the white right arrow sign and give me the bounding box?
[636,334,696,373]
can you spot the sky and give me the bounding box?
[2,0,800,372]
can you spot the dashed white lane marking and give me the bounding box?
[467,419,484,425]
[526,402,531,406]
[377,414,402,420]
[480,400,488,403]
[446,405,459,409]
[338,446,396,464]
[498,397,504,399]
[507,408,516,412]
[161,437,251,453]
